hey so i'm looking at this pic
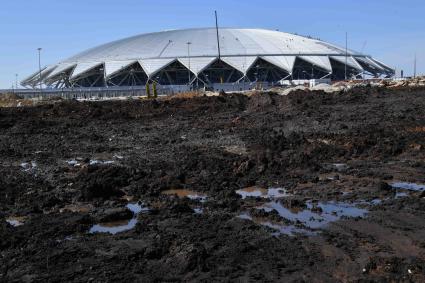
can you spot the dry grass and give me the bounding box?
[159,91,205,101]
[0,92,63,108]
[0,93,31,107]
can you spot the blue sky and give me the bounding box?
[0,0,424,88]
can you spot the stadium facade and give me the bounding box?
[21,28,394,89]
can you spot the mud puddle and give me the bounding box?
[90,219,139,235]
[5,216,26,227]
[66,160,81,167]
[395,192,409,198]
[236,187,290,199]
[20,161,37,172]
[333,163,349,171]
[89,203,148,235]
[392,182,425,192]
[261,201,368,229]
[238,213,314,236]
[241,200,368,236]
[193,207,204,214]
[89,160,115,166]
[162,189,207,202]
[66,159,115,167]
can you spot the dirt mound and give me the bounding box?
[246,92,277,110]
[0,92,22,100]
[76,166,129,200]
[0,92,29,107]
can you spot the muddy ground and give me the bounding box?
[1,86,425,282]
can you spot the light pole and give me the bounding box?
[186,42,192,89]
[414,53,417,78]
[15,74,18,89]
[37,48,42,90]
[345,32,348,80]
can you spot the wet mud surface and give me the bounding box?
[1,86,425,282]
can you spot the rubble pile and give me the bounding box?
[268,76,425,96]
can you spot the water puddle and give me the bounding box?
[193,207,204,214]
[90,219,139,235]
[89,203,148,235]
[20,162,37,172]
[332,163,349,171]
[395,192,409,199]
[126,203,146,214]
[238,213,313,236]
[391,182,425,192]
[240,200,368,236]
[67,159,80,167]
[162,189,207,202]
[370,198,383,205]
[66,159,115,167]
[89,160,115,166]
[261,201,368,229]
[6,216,26,227]
[236,187,290,199]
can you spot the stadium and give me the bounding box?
[21,28,394,89]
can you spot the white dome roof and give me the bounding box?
[64,28,354,62]
[22,28,394,86]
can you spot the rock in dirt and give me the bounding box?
[97,207,134,222]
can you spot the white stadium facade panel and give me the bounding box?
[21,28,394,88]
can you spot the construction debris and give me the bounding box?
[269,76,425,96]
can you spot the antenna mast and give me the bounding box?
[215,11,221,60]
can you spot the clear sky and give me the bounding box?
[0,0,424,88]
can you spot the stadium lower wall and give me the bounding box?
[2,82,278,99]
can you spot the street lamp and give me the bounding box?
[345,32,348,80]
[414,53,417,78]
[186,42,192,88]
[37,48,42,90]
[15,74,18,89]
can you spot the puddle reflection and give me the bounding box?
[89,160,115,166]
[89,203,148,235]
[236,187,290,199]
[90,219,138,235]
[6,216,26,227]
[392,182,425,192]
[20,162,37,172]
[261,201,367,229]
[238,213,313,236]
[240,200,368,236]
